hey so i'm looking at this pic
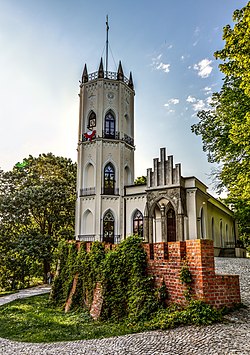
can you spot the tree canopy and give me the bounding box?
[134,176,147,185]
[0,153,77,290]
[191,2,250,247]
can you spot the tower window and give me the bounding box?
[104,163,115,195]
[103,210,115,243]
[88,111,96,129]
[133,209,143,238]
[104,112,115,138]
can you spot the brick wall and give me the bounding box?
[143,239,241,308]
[65,239,241,317]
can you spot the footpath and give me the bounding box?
[0,285,51,307]
[0,258,249,355]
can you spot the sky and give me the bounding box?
[0,0,247,196]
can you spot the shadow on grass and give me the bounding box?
[0,294,139,343]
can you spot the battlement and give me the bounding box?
[69,239,240,319]
[142,240,240,307]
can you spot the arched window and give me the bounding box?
[84,163,94,188]
[104,163,115,195]
[133,210,143,238]
[82,209,94,238]
[124,166,132,185]
[167,208,176,242]
[88,111,96,129]
[104,111,115,138]
[103,210,115,243]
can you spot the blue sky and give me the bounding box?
[0,0,247,195]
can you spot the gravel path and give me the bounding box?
[0,257,249,355]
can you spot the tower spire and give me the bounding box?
[105,15,109,77]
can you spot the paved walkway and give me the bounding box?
[0,258,250,355]
[0,285,51,307]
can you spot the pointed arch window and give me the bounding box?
[167,208,176,242]
[133,210,143,238]
[88,111,96,129]
[104,111,115,138]
[104,163,115,195]
[103,210,115,243]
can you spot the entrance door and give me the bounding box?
[167,208,176,242]
[103,210,115,243]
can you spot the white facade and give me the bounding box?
[75,58,238,255]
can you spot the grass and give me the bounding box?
[0,290,18,297]
[0,294,142,343]
[0,294,227,343]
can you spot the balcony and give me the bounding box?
[102,130,120,140]
[77,234,121,244]
[88,71,129,85]
[102,187,119,195]
[80,187,96,196]
[123,134,134,146]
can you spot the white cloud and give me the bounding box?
[193,59,213,78]
[186,95,196,103]
[168,44,173,49]
[206,96,213,105]
[169,98,179,105]
[164,98,180,107]
[156,62,170,73]
[186,95,212,112]
[181,55,185,61]
[193,100,206,111]
[164,98,179,113]
[152,54,170,74]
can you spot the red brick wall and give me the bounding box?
[143,239,241,308]
[66,239,241,316]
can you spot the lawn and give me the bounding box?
[0,293,226,343]
[0,294,141,343]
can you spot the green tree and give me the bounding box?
[0,153,76,289]
[134,176,147,185]
[191,3,250,249]
[214,2,250,96]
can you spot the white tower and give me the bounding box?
[75,54,135,243]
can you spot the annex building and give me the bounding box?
[75,57,238,256]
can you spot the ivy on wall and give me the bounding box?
[50,236,159,321]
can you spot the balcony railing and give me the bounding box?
[77,234,121,244]
[102,187,119,195]
[77,234,96,242]
[123,134,134,146]
[102,130,120,140]
[88,71,129,85]
[80,187,96,196]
